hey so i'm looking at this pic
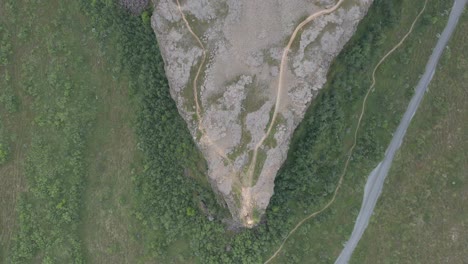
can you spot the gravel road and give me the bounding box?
[335,0,467,263]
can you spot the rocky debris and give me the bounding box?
[151,0,373,227]
[202,75,250,149]
[120,0,149,14]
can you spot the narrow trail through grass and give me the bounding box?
[264,0,428,262]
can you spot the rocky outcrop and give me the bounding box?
[151,0,373,227]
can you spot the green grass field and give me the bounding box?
[351,10,468,264]
[79,49,143,263]
[0,0,141,262]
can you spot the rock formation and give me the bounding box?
[151,0,373,227]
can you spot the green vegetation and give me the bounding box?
[252,149,267,186]
[351,11,468,264]
[0,24,13,166]
[0,9,31,259]
[80,67,143,263]
[81,1,230,261]
[268,0,455,262]
[1,1,126,263]
[0,143,7,165]
[0,120,8,165]
[0,0,142,263]
[0,0,460,263]
[181,52,206,120]
[0,0,111,261]
[227,129,252,161]
[227,79,266,162]
[263,114,284,150]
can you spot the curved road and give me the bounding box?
[335,0,467,263]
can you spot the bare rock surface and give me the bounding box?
[151,0,372,227]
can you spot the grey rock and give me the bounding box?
[151,0,373,227]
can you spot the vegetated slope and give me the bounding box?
[336,0,466,262]
[81,0,449,263]
[1,0,93,261]
[264,1,451,263]
[80,1,225,262]
[351,10,468,264]
[0,0,143,262]
[0,13,30,262]
[266,0,431,262]
[79,70,142,262]
[152,0,373,226]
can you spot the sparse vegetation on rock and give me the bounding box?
[119,0,149,14]
[152,0,373,226]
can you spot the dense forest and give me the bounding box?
[0,0,449,262]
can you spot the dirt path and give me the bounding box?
[175,0,230,162]
[264,1,428,262]
[247,0,346,185]
[176,0,346,227]
[175,0,205,125]
[242,0,346,227]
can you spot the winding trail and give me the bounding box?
[175,0,230,161]
[175,0,205,125]
[241,0,346,225]
[264,1,429,262]
[176,0,347,225]
[246,0,346,188]
[335,0,467,262]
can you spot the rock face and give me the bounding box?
[151,0,372,227]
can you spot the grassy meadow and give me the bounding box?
[0,0,142,262]
[351,10,468,264]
